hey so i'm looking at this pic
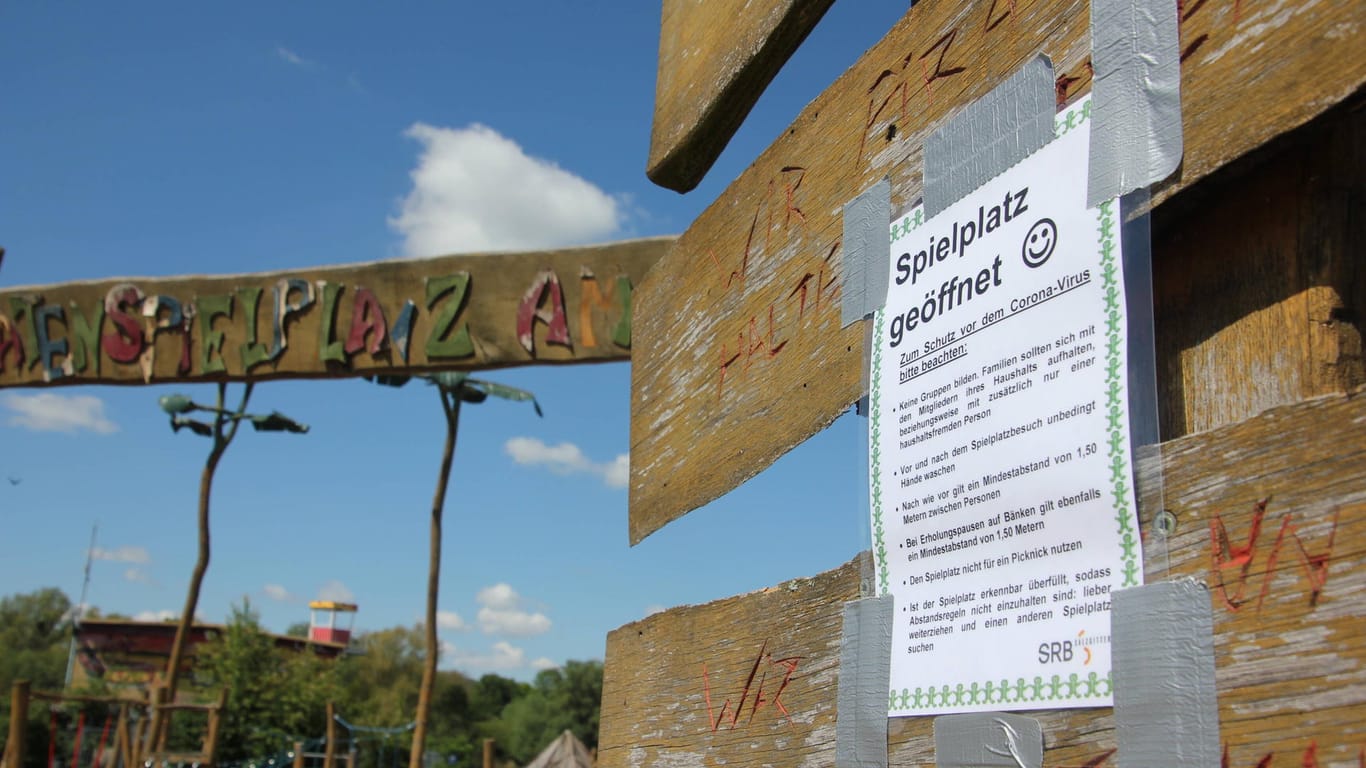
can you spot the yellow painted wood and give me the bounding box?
[649,0,837,192]
[0,237,671,388]
[603,388,1366,766]
[629,0,1366,543]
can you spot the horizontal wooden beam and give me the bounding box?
[603,388,1366,766]
[628,0,1365,543]
[648,0,837,192]
[0,237,672,388]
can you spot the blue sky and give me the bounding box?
[0,3,903,679]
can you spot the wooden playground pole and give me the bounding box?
[481,739,493,768]
[323,702,337,768]
[112,704,131,768]
[4,681,30,768]
[202,688,229,768]
[293,742,305,768]
[146,683,169,754]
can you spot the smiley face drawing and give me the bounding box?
[1022,218,1058,268]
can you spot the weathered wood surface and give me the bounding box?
[1153,98,1365,437]
[600,556,863,768]
[628,0,1366,543]
[0,237,671,388]
[648,0,836,192]
[603,389,1366,766]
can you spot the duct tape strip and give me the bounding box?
[836,595,892,768]
[1112,579,1220,768]
[933,714,1043,768]
[841,179,892,327]
[923,54,1055,219]
[1087,0,1183,207]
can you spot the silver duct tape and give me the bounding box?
[923,55,1056,219]
[841,179,892,327]
[836,595,893,768]
[1087,0,1183,207]
[1112,579,1220,768]
[933,714,1044,768]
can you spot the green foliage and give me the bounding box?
[194,599,343,762]
[0,587,74,768]
[488,662,603,764]
[0,588,603,768]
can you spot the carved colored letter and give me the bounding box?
[237,286,271,371]
[267,278,316,362]
[34,303,69,381]
[141,295,194,379]
[0,314,25,373]
[316,281,346,364]
[195,294,233,374]
[579,269,632,348]
[390,300,417,364]
[344,286,388,357]
[425,273,474,359]
[101,284,145,365]
[67,301,104,375]
[516,270,571,355]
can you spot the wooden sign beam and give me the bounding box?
[648,0,837,192]
[603,389,1366,766]
[628,0,1365,543]
[0,237,673,388]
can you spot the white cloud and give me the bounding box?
[317,580,355,602]
[504,437,628,489]
[475,583,551,637]
[445,640,527,673]
[437,610,469,631]
[389,123,623,257]
[4,393,117,434]
[263,584,297,602]
[531,657,559,672]
[644,604,667,617]
[123,568,155,585]
[135,609,177,622]
[476,583,519,610]
[92,546,150,564]
[275,46,318,69]
[478,606,551,636]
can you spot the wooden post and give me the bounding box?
[113,703,131,768]
[293,742,305,768]
[147,680,168,748]
[202,688,229,768]
[4,681,30,768]
[481,739,493,768]
[130,707,149,768]
[323,702,337,768]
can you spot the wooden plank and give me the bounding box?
[602,388,1366,766]
[599,555,864,768]
[628,0,1366,543]
[648,0,836,192]
[1153,99,1365,436]
[0,237,671,388]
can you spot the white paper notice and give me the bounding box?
[868,99,1142,717]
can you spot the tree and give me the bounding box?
[0,588,73,768]
[371,373,541,768]
[193,599,342,761]
[489,661,602,764]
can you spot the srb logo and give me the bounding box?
[1038,641,1073,664]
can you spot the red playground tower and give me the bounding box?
[308,600,358,645]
